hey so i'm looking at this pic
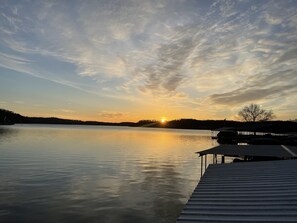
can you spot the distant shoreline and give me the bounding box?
[1,108,297,133]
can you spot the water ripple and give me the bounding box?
[0,125,216,223]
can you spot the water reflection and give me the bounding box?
[139,160,185,222]
[0,127,18,142]
[0,125,216,223]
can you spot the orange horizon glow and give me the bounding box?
[2,100,294,123]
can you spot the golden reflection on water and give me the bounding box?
[0,125,217,223]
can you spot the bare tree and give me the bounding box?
[238,104,275,122]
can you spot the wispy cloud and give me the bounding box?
[98,111,126,119]
[0,101,7,106]
[56,109,76,114]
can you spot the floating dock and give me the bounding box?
[177,145,297,222]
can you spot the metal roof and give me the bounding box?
[177,160,297,222]
[198,145,297,158]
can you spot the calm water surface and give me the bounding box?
[0,125,217,223]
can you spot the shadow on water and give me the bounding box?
[0,127,15,135]
[0,127,18,142]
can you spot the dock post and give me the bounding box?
[200,156,203,176]
[205,155,207,171]
[222,156,225,164]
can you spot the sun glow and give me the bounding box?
[160,118,167,123]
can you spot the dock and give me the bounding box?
[197,145,297,175]
[177,145,297,222]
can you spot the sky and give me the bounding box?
[0,0,297,122]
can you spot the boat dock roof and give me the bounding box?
[197,144,297,158]
[177,159,297,222]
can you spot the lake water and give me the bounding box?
[0,124,217,223]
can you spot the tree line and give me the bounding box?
[1,107,297,133]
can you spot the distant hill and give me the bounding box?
[0,108,134,126]
[165,119,297,134]
[0,109,24,124]
[1,108,297,133]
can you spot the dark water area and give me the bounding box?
[0,125,217,223]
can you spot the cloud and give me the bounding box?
[246,69,297,87]
[208,65,297,106]
[137,35,195,94]
[264,13,283,25]
[0,51,32,75]
[0,101,7,106]
[57,109,76,114]
[209,84,296,105]
[0,0,297,119]
[275,48,297,64]
[98,111,125,119]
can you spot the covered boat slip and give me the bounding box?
[198,145,297,158]
[197,145,297,175]
[177,159,297,222]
